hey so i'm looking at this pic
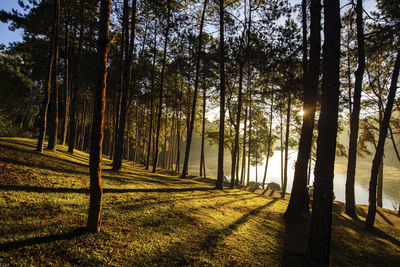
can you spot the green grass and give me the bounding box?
[0,137,399,266]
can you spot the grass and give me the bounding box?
[0,137,399,266]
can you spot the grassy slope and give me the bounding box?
[0,138,399,266]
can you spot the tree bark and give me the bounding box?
[262,94,274,189]
[230,62,244,188]
[68,0,85,154]
[307,0,340,264]
[216,0,225,190]
[47,0,61,151]
[200,72,207,177]
[153,0,171,173]
[365,49,400,229]
[286,0,321,218]
[146,26,157,170]
[61,1,70,146]
[241,106,248,185]
[181,0,208,178]
[281,93,291,199]
[36,0,60,153]
[87,0,111,234]
[345,0,365,218]
[113,0,137,171]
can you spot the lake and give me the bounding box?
[244,150,399,210]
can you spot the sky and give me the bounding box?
[0,1,25,46]
[0,0,378,47]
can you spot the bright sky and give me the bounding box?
[0,1,25,47]
[0,0,378,47]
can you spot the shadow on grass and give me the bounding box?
[376,209,394,226]
[281,214,311,267]
[0,184,216,194]
[0,142,88,175]
[330,213,400,266]
[336,212,400,247]
[201,198,279,253]
[0,227,86,252]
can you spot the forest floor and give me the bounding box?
[0,137,399,266]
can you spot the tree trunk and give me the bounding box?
[181,0,208,178]
[280,107,284,188]
[215,0,225,190]
[36,0,60,153]
[176,96,182,172]
[146,27,157,170]
[47,0,61,151]
[262,94,274,189]
[345,0,365,218]
[281,93,291,199]
[247,102,252,186]
[68,0,85,154]
[113,0,137,171]
[231,62,244,188]
[307,0,340,264]
[241,106,248,185]
[286,0,321,218]
[162,112,168,169]
[87,0,111,234]
[61,2,70,146]
[200,72,207,177]
[365,49,400,229]
[153,0,171,173]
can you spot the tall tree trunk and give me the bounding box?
[307,0,340,264]
[286,0,321,218]
[181,0,208,178]
[245,2,252,187]
[47,0,61,151]
[153,0,171,173]
[241,106,248,185]
[200,72,207,177]
[280,106,283,188]
[230,62,244,188]
[146,26,157,170]
[216,0,225,190]
[366,49,400,229]
[68,0,85,154]
[262,94,274,189]
[176,96,182,172]
[87,0,111,234]
[247,101,252,186]
[345,0,365,218]
[61,2,70,146]
[162,112,168,169]
[113,0,137,170]
[281,93,291,199]
[36,0,60,153]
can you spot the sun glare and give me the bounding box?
[298,110,305,117]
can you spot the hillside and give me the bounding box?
[0,138,399,266]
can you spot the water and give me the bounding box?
[245,150,398,210]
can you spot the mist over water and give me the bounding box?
[244,150,397,210]
[187,147,399,210]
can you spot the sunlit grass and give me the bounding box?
[0,137,399,266]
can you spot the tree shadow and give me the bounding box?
[0,184,216,194]
[201,198,278,254]
[336,212,400,248]
[0,184,88,193]
[118,192,253,212]
[0,156,88,176]
[0,227,86,252]
[281,214,311,267]
[376,209,394,226]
